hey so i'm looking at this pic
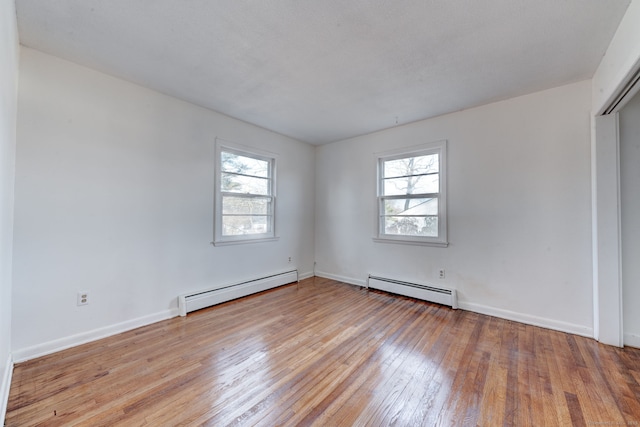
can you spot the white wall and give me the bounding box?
[12,48,315,359]
[620,91,640,347]
[0,0,19,420]
[316,80,594,336]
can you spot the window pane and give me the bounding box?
[222,196,271,215]
[383,174,438,195]
[221,173,269,195]
[221,151,269,177]
[384,154,438,179]
[384,216,438,237]
[222,215,271,236]
[384,198,437,216]
[376,142,446,244]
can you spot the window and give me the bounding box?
[375,140,447,247]
[214,139,277,245]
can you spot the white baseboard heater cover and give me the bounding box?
[367,275,458,309]
[178,270,298,316]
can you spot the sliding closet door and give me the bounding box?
[619,91,640,348]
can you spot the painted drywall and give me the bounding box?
[592,0,640,114]
[0,0,19,419]
[12,48,315,358]
[315,80,593,335]
[620,91,640,348]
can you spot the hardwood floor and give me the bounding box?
[6,277,640,426]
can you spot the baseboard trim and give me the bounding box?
[13,309,180,363]
[624,333,640,349]
[297,271,314,281]
[315,270,593,338]
[314,271,366,287]
[458,301,594,338]
[11,273,314,364]
[1,353,13,425]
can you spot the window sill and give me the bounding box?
[211,236,280,247]
[372,237,448,248]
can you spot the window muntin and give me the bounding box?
[214,141,276,245]
[376,141,447,246]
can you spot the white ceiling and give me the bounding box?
[15,0,630,145]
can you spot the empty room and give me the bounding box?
[2,0,640,425]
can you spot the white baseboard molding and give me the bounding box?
[297,271,314,281]
[1,353,13,425]
[314,271,366,287]
[458,301,594,338]
[315,270,593,338]
[624,333,640,349]
[12,273,313,364]
[13,309,180,363]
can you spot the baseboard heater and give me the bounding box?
[178,270,298,316]
[367,275,458,309]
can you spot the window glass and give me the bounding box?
[214,141,277,245]
[376,141,447,246]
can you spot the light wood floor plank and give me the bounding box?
[6,277,640,426]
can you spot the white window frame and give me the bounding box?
[213,138,278,246]
[374,140,448,247]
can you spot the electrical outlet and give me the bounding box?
[77,291,89,306]
[439,269,445,279]
[288,256,292,263]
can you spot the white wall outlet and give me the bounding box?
[288,256,292,263]
[439,269,445,279]
[77,291,89,306]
